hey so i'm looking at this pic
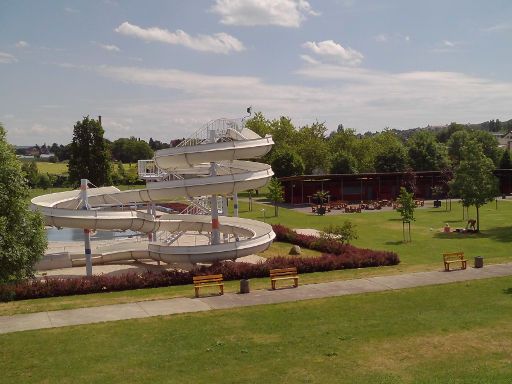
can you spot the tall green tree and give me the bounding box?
[450,140,498,231]
[111,137,154,164]
[68,116,112,186]
[373,131,408,172]
[296,122,330,174]
[266,177,284,216]
[407,131,448,171]
[0,123,47,282]
[270,147,305,178]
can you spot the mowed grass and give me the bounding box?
[238,199,512,268]
[35,161,68,174]
[2,276,512,383]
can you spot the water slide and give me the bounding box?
[32,118,276,270]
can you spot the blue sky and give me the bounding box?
[1,0,511,145]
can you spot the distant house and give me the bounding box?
[495,131,512,150]
[39,153,55,160]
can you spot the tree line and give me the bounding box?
[245,112,511,178]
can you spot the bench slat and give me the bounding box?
[442,252,467,271]
[193,274,224,298]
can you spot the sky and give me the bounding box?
[1,0,511,145]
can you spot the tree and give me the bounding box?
[266,177,284,216]
[270,148,305,178]
[447,130,471,166]
[111,137,154,164]
[450,140,498,231]
[37,173,51,189]
[0,123,47,282]
[295,122,331,174]
[68,116,112,186]
[320,222,358,244]
[312,190,329,215]
[330,151,358,174]
[500,150,512,169]
[21,161,39,188]
[373,131,408,173]
[407,131,448,171]
[396,187,415,242]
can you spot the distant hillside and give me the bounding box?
[387,118,512,140]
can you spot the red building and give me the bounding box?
[279,170,512,205]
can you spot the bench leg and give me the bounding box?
[271,280,276,290]
[195,287,199,298]
[219,285,224,295]
[294,277,298,288]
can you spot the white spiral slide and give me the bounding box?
[32,119,276,270]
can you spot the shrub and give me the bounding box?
[0,225,399,302]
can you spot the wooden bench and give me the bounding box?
[443,252,467,271]
[270,267,299,290]
[193,274,224,297]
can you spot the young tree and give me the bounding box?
[320,222,358,244]
[0,123,47,282]
[312,190,329,215]
[450,140,498,231]
[68,116,112,186]
[21,161,39,188]
[266,177,284,216]
[396,187,415,242]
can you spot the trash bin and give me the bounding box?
[240,279,250,294]
[474,256,484,268]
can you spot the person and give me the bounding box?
[466,219,476,231]
[443,223,451,233]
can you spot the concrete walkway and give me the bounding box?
[2,262,512,334]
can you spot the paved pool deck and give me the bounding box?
[2,262,512,335]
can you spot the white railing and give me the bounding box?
[177,118,245,147]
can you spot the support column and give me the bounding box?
[146,204,153,242]
[233,193,239,217]
[210,163,221,245]
[80,179,93,277]
[151,204,157,242]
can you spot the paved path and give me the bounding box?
[2,262,512,334]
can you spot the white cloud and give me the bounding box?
[114,21,245,54]
[64,7,79,13]
[15,41,29,48]
[443,40,455,47]
[99,43,121,52]
[211,0,319,28]
[482,23,512,32]
[17,61,510,145]
[374,34,388,43]
[300,54,320,65]
[404,35,410,42]
[302,40,363,66]
[0,52,17,64]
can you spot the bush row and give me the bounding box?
[0,225,399,302]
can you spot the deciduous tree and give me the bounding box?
[450,140,498,231]
[0,123,47,283]
[68,116,112,186]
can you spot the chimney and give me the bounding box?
[98,115,102,125]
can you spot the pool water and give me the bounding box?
[46,227,141,242]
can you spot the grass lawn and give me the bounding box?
[238,199,512,268]
[2,276,512,383]
[35,161,68,174]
